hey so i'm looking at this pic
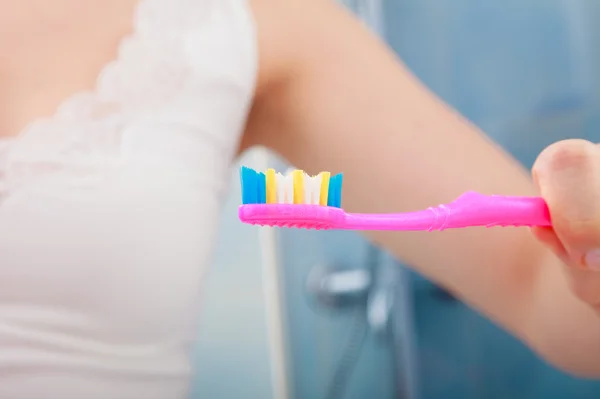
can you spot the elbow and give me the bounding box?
[542,356,600,380]
[529,333,600,380]
[521,253,600,379]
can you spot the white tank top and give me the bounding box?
[0,0,256,397]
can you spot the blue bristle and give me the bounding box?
[240,166,258,204]
[257,172,266,204]
[335,173,343,207]
[327,176,336,207]
[328,174,342,208]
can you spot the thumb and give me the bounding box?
[533,139,600,269]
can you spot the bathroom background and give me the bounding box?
[191,0,600,398]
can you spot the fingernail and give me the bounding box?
[583,250,600,271]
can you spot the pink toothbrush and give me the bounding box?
[238,167,551,231]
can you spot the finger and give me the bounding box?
[533,139,600,309]
[533,139,600,270]
[531,226,568,262]
[565,267,600,311]
[532,227,600,309]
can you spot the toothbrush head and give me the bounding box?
[238,166,344,229]
[238,203,346,229]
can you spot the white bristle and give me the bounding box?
[272,170,324,204]
[285,175,294,203]
[275,173,285,203]
[305,172,321,205]
[303,172,312,205]
[304,173,322,205]
[275,173,282,203]
[312,174,322,204]
[276,173,294,204]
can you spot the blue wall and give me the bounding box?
[385,0,600,397]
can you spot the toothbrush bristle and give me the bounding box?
[239,166,343,208]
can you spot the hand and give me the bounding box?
[532,139,600,312]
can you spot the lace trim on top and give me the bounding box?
[3,0,218,177]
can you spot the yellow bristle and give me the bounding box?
[292,170,305,204]
[266,168,277,204]
[319,172,330,206]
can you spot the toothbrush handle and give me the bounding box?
[343,192,551,231]
[431,192,551,230]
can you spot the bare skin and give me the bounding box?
[0,0,137,137]
[3,0,600,378]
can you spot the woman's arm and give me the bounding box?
[244,0,600,376]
